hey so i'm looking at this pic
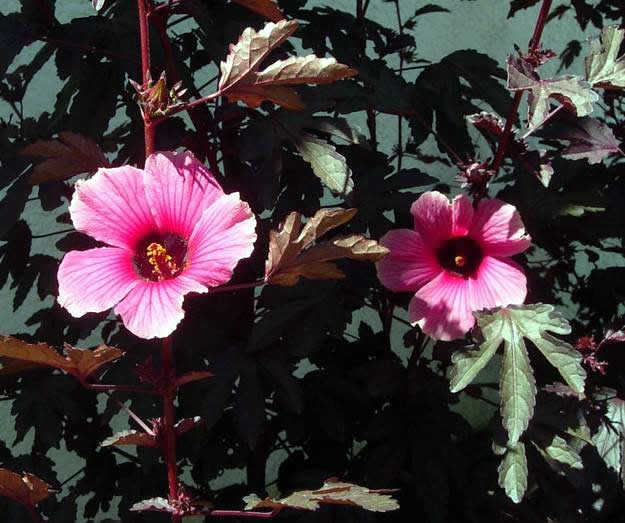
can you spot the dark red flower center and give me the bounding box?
[134,233,188,281]
[436,236,483,278]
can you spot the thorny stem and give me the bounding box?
[490,0,552,176]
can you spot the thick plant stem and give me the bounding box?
[490,0,552,174]
[137,0,155,157]
[161,336,182,523]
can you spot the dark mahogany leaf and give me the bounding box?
[0,175,32,240]
[63,345,124,381]
[0,468,53,507]
[243,478,399,512]
[101,430,157,448]
[558,117,621,164]
[175,416,203,435]
[0,336,123,381]
[265,208,388,286]
[21,132,109,185]
[231,0,284,22]
[234,359,265,449]
[412,5,450,17]
[92,0,106,10]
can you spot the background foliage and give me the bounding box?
[3,0,625,521]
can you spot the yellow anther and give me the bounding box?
[454,255,467,268]
[146,242,179,280]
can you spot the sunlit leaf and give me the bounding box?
[449,334,500,393]
[64,344,124,381]
[585,25,625,89]
[496,442,528,503]
[130,497,177,513]
[92,0,106,10]
[0,469,53,507]
[265,208,388,286]
[243,478,399,512]
[507,56,598,131]
[20,132,109,185]
[231,0,284,22]
[472,304,586,444]
[0,336,123,382]
[219,20,357,109]
[101,430,157,448]
[534,434,583,471]
[293,133,353,194]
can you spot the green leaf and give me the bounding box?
[471,304,587,444]
[513,304,586,394]
[293,132,353,195]
[449,335,500,393]
[497,441,528,504]
[535,434,583,470]
[500,322,536,446]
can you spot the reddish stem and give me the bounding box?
[210,509,283,518]
[161,336,181,523]
[490,0,552,175]
[137,0,156,157]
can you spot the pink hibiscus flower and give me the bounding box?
[57,151,257,339]
[377,191,530,341]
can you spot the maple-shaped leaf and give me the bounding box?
[507,56,598,131]
[450,304,586,445]
[0,469,53,507]
[265,208,388,287]
[218,20,357,110]
[592,387,625,487]
[494,441,528,504]
[585,26,625,89]
[101,430,158,448]
[20,132,109,185]
[558,116,622,164]
[231,0,284,22]
[243,478,399,512]
[0,336,123,382]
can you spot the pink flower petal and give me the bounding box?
[70,166,156,250]
[410,191,452,248]
[377,229,441,292]
[114,275,207,339]
[57,247,139,317]
[408,272,476,341]
[144,151,224,239]
[470,256,527,310]
[470,199,531,257]
[184,193,257,287]
[452,195,474,236]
